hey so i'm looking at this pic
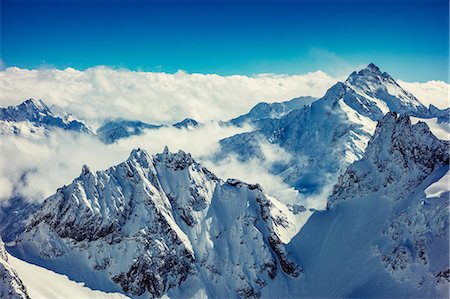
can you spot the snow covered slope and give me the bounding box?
[0,99,93,137]
[12,147,303,298]
[262,112,449,298]
[7,252,128,299]
[218,64,447,207]
[0,238,29,299]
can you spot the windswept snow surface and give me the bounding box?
[7,253,128,299]
[0,238,29,298]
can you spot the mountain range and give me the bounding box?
[218,63,448,205]
[1,64,448,298]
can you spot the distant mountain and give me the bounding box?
[0,99,92,136]
[96,119,162,144]
[229,96,317,126]
[13,147,302,298]
[97,118,201,144]
[266,113,449,298]
[0,238,29,299]
[173,118,199,129]
[218,64,448,203]
[0,99,93,243]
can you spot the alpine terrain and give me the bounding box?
[1,64,448,298]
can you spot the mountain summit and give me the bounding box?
[14,147,302,298]
[278,112,449,298]
[0,99,92,135]
[345,64,429,116]
[218,63,445,204]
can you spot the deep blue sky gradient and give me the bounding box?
[1,0,448,81]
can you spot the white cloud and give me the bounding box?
[0,122,253,203]
[0,66,338,128]
[1,66,447,206]
[398,80,449,109]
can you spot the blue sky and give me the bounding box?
[1,0,448,81]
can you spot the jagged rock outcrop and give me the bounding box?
[329,112,449,207]
[218,64,446,204]
[0,238,30,299]
[271,112,449,298]
[16,147,301,298]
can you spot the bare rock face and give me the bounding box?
[218,64,445,203]
[329,112,449,207]
[17,147,300,298]
[325,112,449,291]
[0,238,30,299]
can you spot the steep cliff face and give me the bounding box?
[0,238,30,299]
[263,113,449,298]
[324,112,450,293]
[15,147,301,298]
[218,64,444,205]
[329,112,449,207]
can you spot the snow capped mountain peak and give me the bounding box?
[345,64,428,116]
[127,147,152,167]
[96,119,161,144]
[2,99,53,122]
[14,147,302,298]
[365,112,448,174]
[217,64,445,207]
[329,112,449,208]
[0,99,93,135]
[281,112,449,298]
[363,62,383,75]
[229,96,317,126]
[173,118,199,129]
[347,63,388,82]
[19,99,51,115]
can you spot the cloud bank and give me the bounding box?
[0,123,254,203]
[0,67,338,128]
[0,66,448,207]
[398,80,449,109]
[2,122,305,207]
